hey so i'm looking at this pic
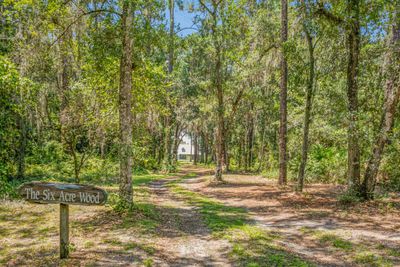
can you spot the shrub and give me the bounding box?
[289,144,346,184]
[28,141,66,165]
[337,191,362,206]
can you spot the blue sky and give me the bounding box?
[166,1,199,36]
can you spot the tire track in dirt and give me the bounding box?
[146,167,232,266]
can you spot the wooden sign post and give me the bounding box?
[19,182,107,259]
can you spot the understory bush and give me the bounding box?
[337,190,362,205]
[28,141,66,165]
[0,162,18,199]
[290,144,347,184]
[0,176,18,200]
[381,145,400,192]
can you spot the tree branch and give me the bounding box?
[50,9,121,47]
[315,2,344,25]
[258,43,278,61]
[199,0,214,16]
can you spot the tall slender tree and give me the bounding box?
[316,0,361,190]
[346,0,361,190]
[279,0,288,185]
[297,0,316,192]
[361,6,400,199]
[119,0,134,205]
[162,0,175,172]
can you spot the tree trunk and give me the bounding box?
[279,0,288,185]
[59,33,71,143]
[225,139,230,172]
[17,112,26,179]
[194,131,198,165]
[163,0,174,171]
[297,9,315,192]
[162,116,171,170]
[72,149,80,183]
[172,122,181,165]
[200,131,205,163]
[346,0,361,190]
[215,69,224,181]
[257,122,267,172]
[14,23,27,180]
[168,0,174,75]
[212,1,224,182]
[205,132,209,164]
[247,105,254,171]
[360,10,400,199]
[118,1,134,205]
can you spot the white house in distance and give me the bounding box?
[177,133,200,161]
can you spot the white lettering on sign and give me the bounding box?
[25,188,40,200]
[79,192,100,204]
[20,182,107,205]
[43,189,56,201]
[23,188,100,204]
[60,191,77,202]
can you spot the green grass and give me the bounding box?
[143,258,154,267]
[299,228,397,266]
[103,239,155,255]
[168,179,313,266]
[354,251,393,267]
[300,228,355,252]
[133,174,169,186]
[84,241,95,248]
[170,185,247,234]
[123,242,155,255]
[376,244,400,257]
[318,233,353,251]
[182,172,198,178]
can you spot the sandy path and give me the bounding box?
[146,168,232,266]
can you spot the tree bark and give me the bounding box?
[16,110,26,179]
[360,10,400,199]
[211,0,224,182]
[59,33,71,143]
[162,116,171,170]
[14,22,27,180]
[346,0,361,190]
[279,0,288,185]
[297,1,315,192]
[194,131,198,165]
[163,0,175,171]
[247,104,254,171]
[168,0,174,74]
[205,132,209,164]
[118,0,134,205]
[172,122,181,165]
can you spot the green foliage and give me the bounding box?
[381,139,400,192]
[0,0,398,213]
[0,56,20,179]
[337,191,362,206]
[28,141,66,165]
[0,176,18,200]
[307,145,347,183]
[290,144,347,184]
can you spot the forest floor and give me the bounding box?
[1,164,400,266]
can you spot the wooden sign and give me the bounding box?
[19,182,107,205]
[19,181,108,259]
